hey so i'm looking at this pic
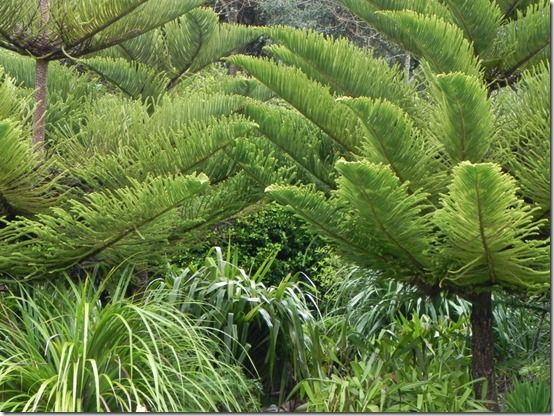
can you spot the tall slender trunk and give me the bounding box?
[469,291,499,411]
[33,59,49,148]
[33,0,50,148]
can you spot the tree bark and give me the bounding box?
[469,291,499,411]
[33,59,49,148]
[33,0,50,149]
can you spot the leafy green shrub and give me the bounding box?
[295,313,487,412]
[151,246,319,398]
[175,202,334,288]
[0,271,259,412]
[504,381,551,413]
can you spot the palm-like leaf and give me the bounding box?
[434,162,549,290]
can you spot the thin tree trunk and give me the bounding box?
[469,291,499,411]
[33,59,49,148]
[33,0,50,148]
[404,53,411,84]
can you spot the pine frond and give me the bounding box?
[264,27,419,116]
[0,174,209,279]
[486,0,550,76]
[444,0,503,54]
[94,7,262,91]
[176,22,262,81]
[170,172,266,247]
[243,102,336,192]
[427,72,494,164]
[0,50,96,101]
[231,138,296,189]
[495,0,541,19]
[227,55,360,152]
[51,0,206,57]
[217,78,274,101]
[0,68,28,122]
[335,160,435,274]
[434,162,549,291]
[338,0,454,27]
[342,97,443,193]
[64,114,256,189]
[265,184,371,261]
[150,93,246,132]
[493,62,550,213]
[370,10,482,76]
[0,120,62,217]
[79,57,168,102]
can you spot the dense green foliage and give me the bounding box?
[0,272,259,412]
[0,0,550,412]
[174,202,333,287]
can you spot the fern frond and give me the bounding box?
[0,174,209,279]
[444,0,503,54]
[227,55,360,152]
[428,72,494,164]
[434,162,549,291]
[265,27,419,116]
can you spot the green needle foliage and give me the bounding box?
[229,0,550,407]
[0,4,279,282]
[0,271,259,412]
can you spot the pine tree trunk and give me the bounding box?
[33,58,49,148]
[33,0,50,148]
[469,291,499,411]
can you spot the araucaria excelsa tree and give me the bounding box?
[0,2,272,282]
[0,0,227,146]
[228,0,550,409]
